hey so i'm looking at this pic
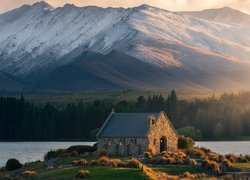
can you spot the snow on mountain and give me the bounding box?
[0,2,250,90]
[180,7,250,26]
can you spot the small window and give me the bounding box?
[104,144,108,149]
[152,119,155,125]
[153,139,157,145]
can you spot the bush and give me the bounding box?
[181,172,196,179]
[109,159,121,167]
[98,156,110,165]
[144,151,152,159]
[76,170,90,178]
[67,145,95,154]
[178,136,194,149]
[70,151,79,157]
[202,159,221,175]
[44,150,58,160]
[22,170,36,177]
[222,159,232,167]
[225,154,237,163]
[147,145,157,156]
[78,159,88,166]
[186,148,205,158]
[5,159,22,171]
[89,160,98,166]
[126,159,142,168]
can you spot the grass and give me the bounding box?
[3,165,145,180]
[153,166,204,175]
[24,90,216,107]
[232,163,250,170]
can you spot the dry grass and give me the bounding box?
[76,170,90,178]
[109,159,121,167]
[98,156,110,165]
[202,159,221,175]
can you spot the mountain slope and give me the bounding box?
[0,71,23,90]
[180,7,250,26]
[0,2,250,91]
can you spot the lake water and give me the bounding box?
[0,141,249,167]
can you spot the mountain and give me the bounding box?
[180,7,250,25]
[0,71,23,90]
[0,2,250,91]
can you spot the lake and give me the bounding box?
[0,141,249,167]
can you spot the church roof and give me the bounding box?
[97,112,160,138]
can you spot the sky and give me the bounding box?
[1,0,250,14]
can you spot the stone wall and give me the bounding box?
[97,137,148,156]
[97,112,178,156]
[148,113,178,153]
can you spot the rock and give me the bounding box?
[6,159,23,171]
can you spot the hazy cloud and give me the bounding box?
[1,0,250,14]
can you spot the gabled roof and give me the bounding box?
[97,112,159,138]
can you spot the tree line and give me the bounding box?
[0,91,249,141]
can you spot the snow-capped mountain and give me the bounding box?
[0,2,250,91]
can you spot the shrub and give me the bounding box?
[22,170,36,177]
[5,159,22,171]
[109,159,121,167]
[160,157,168,164]
[78,159,88,166]
[89,160,98,166]
[126,159,142,168]
[181,172,196,179]
[207,152,220,162]
[178,136,194,149]
[67,145,95,154]
[222,159,232,167]
[202,159,221,175]
[76,170,90,178]
[71,160,78,166]
[70,151,79,157]
[98,156,110,165]
[44,150,57,160]
[60,153,70,158]
[166,157,176,164]
[185,157,197,165]
[225,154,237,163]
[186,148,205,158]
[144,151,152,159]
[147,145,157,156]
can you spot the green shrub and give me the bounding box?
[44,150,58,160]
[6,159,22,171]
[126,159,142,168]
[70,151,79,157]
[67,145,95,154]
[178,136,194,149]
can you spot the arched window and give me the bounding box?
[152,119,156,125]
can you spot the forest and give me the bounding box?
[0,90,249,141]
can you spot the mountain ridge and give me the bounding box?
[0,2,250,91]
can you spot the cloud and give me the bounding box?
[1,0,250,14]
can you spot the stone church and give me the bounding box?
[97,111,178,155]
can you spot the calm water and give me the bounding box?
[0,142,95,167]
[0,141,249,167]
